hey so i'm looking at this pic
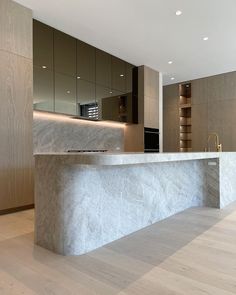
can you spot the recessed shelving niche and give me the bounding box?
[179,83,192,152]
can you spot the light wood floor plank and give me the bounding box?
[0,203,236,294]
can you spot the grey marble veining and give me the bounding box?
[205,159,220,208]
[34,151,221,166]
[35,153,229,256]
[33,111,124,153]
[219,153,236,208]
[34,152,236,255]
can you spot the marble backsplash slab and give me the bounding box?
[33,111,125,153]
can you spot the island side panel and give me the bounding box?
[205,158,220,208]
[219,153,236,208]
[34,156,66,254]
[34,157,219,255]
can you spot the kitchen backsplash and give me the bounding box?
[33,111,125,153]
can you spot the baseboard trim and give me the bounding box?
[0,204,34,215]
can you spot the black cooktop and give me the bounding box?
[67,149,108,153]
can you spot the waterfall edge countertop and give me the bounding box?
[34,151,222,165]
[34,152,236,256]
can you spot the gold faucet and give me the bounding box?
[206,133,222,152]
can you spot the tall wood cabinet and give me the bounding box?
[0,0,34,213]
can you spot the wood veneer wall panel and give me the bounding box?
[0,0,32,59]
[163,84,179,152]
[164,71,236,152]
[0,50,34,210]
[0,0,33,211]
[191,71,236,151]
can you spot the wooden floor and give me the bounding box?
[1,204,236,295]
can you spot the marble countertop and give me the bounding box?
[34,152,223,166]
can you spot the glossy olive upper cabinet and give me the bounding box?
[77,40,95,82]
[111,56,126,92]
[54,30,77,114]
[77,79,97,118]
[33,20,54,111]
[96,49,111,88]
[33,66,54,112]
[54,30,76,77]
[33,20,53,70]
[55,72,77,115]
[33,20,136,121]
[100,91,133,123]
[76,41,97,119]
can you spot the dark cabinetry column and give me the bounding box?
[111,56,126,92]
[33,20,53,70]
[33,20,135,121]
[54,30,76,76]
[96,49,111,88]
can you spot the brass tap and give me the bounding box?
[206,133,222,152]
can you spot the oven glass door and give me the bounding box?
[144,128,159,152]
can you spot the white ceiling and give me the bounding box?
[15,0,236,85]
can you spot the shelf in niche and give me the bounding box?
[180,132,192,140]
[179,103,191,109]
[180,126,191,131]
[179,83,192,152]
[180,120,191,126]
[180,147,192,152]
[179,96,191,104]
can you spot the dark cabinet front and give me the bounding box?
[77,79,97,119]
[33,20,136,122]
[96,49,111,88]
[126,63,134,93]
[55,73,77,115]
[101,93,133,123]
[77,40,95,82]
[111,56,126,92]
[33,66,54,112]
[33,20,53,70]
[33,21,55,112]
[54,30,76,77]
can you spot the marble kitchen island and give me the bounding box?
[34,152,236,255]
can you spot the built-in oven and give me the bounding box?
[144,127,159,153]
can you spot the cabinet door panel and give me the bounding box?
[126,63,134,93]
[77,79,95,104]
[101,93,133,123]
[33,66,54,112]
[55,73,77,115]
[111,56,126,92]
[144,67,158,98]
[96,49,111,87]
[95,85,111,120]
[54,30,76,76]
[77,41,95,82]
[33,20,53,70]
[96,85,133,122]
[144,96,159,128]
[77,79,97,118]
[33,21,136,121]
